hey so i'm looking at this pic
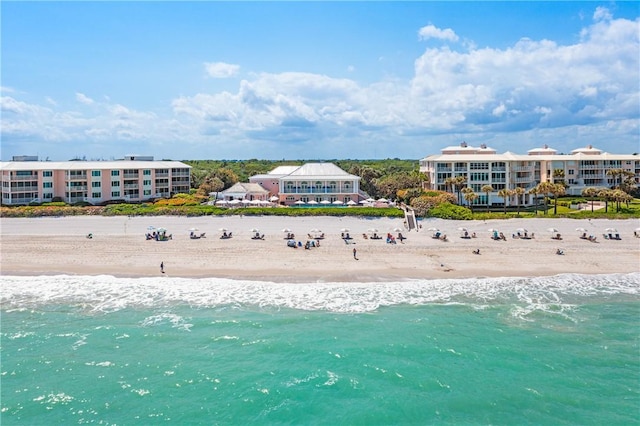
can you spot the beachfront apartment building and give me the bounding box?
[0,156,191,205]
[250,163,362,206]
[420,143,640,207]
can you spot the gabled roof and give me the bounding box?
[287,163,358,179]
[268,166,300,175]
[222,182,269,194]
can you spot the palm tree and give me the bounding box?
[461,187,478,213]
[535,182,555,215]
[581,187,599,212]
[549,183,566,215]
[606,168,623,189]
[513,187,525,216]
[481,184,494,212]
[553,169,565,185]
[497,188,512,214]
[528,187,539,215]
[598,188,614,212]
[444,176,456,197]
[453,175,467,205]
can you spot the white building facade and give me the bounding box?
[250,163,361,206]
[420,143,640,206]
[0,156,191,205]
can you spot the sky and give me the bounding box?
[1,1,639,161]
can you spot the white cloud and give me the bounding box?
[204,62,240,78]
[2,7,638,160]
[75,92,95,105]
[418,24,459,42]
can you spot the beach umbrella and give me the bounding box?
[250,228,259,233]
[320,200,331,204]
[332,200,344,205]
[310,228,322,233]
[147,226,156,231]
[605,228,618,232]
[215,200,228,205]
[547,228,558,233]
[575,227,587,232]
[218,228,228,232]
[228,199,241,205]
[294,200,305,205]
[516,228,527,233]
[340,228,350,232]
[269,195,279,202]
[458,227,467,231]
[377,198,389,203]
[392,227,403,232]
[346,200,357,205]
[250,199,261,205]
[308,200,319,205]
[241,199,251,205]
[359,200,370,204]
[282,228,291,233]
[189,227,199,232]
[368,228,379,233]
[157,227,167,233]
[366,198,375,202]
[428,227,439,231]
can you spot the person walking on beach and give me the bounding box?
[353,248,358,260]
[160,262,164,273]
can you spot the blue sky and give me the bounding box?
[2,1,638,161]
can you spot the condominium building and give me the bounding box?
[420,143,639,206]
[250,163,362,206]
[0,156,191,205]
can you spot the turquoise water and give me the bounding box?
[2,274,639,425]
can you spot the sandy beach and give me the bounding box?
[1,215,638,282]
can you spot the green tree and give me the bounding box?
[213,168,239,190]
[552,169,565,185]
[528,186,539,215]
[497,188,513,214]
[549,183,566,215]
[581,187,599,212]
[481,185,494,212]
[453,175,467,205]
[513,187,525,215]
[535,182,555,215]
[374,173,422,200]
[597,188,614,213]
[461,187,478,213]
[197,176,225,200]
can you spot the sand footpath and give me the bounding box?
[1,215,638,282]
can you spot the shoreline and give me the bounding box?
[1,216,638,283]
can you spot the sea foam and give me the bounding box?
[1,273,638,315]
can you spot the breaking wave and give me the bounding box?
[2,273,638,316]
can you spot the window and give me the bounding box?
[111,181,120,187]
[344,182,351,190]
[43,171,53,177]
[470,163,489,170]
[43,193,53,199]
[143,180,151,186]
[143,170,151,176]
[92,182,101,188]
[144,189,152,196]
[92,170,101,177]
[568,170,574,175]
[43,182,53,188]
[111,170,120,176]
[92,192,101,198]
[112,191,120,197]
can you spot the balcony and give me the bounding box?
[123,173,139,179]
[67,175,87,181]
[8,175,38,181]
[124,184,139,189]
[155,172,169,178]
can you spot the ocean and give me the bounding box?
[1,273,639,425]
